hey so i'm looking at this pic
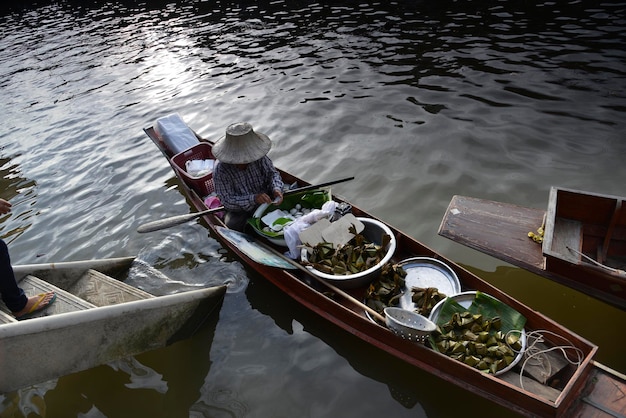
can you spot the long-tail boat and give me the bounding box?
[438,188,626,311]
[143,120,626,418]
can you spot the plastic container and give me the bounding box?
[172,143,216,197]
[154,113,199,155]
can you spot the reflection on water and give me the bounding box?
[1,0,625,416]
[109,357,168,393]
[0,156,38,245]
[190,388,249,418]
[4,306,223,418]
[127,227,250,295]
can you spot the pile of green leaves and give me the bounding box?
[365,263,407,314]
[412,287,447,317]
[429,292,527,374]
[307,227,391,275]
[433,292,526,332]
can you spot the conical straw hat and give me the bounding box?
[212,122,271,164]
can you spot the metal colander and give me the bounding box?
[384,307,437,343]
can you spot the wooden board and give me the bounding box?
[569,363,626,418]
[438,195,546,271]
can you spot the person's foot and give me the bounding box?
[13,291,56,319]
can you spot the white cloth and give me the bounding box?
[283,200,337,259]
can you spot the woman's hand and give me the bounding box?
[254,193,272,205]
[272,190,283,205]
[254,190,283,206]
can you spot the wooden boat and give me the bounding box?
[144,125,626,418]
[438,188,626,311]
[0,256,227,393]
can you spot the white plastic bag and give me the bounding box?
[185,159,214,177]
[283,201,337,259]
[154,113,199,155]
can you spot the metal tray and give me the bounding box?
[398,257,461,311]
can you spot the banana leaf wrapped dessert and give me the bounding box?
[430,291,526,375]
[411,287,446,317]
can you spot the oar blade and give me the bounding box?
[137,216,190,233]
[216,227,297,269]
[137,207,225,233]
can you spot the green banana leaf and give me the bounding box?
[247,189,332,238]
[430,291,527,352]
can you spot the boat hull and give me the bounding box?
[438,193,626,310]
[0,257,226,393]
[145,125,621,417]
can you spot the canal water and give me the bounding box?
[1,1,625,417]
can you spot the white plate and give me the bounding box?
[261,209,289,226]
[428,291,476,322]
[398,257,461,311]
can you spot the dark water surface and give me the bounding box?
[1,1,625,417]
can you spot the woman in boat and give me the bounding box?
[0,198,56,319]
[212,122,284,231]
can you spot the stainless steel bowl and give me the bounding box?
[301,217,397,289]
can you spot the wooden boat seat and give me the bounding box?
[0,269,155,321]
[0,310,17,325]
[67,269,154,307]
[1,275,97,319]
[501,373,562,403]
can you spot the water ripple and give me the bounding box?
[1,1,625,416]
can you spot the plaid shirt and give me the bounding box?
[213,156,284,212]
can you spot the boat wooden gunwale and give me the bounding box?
[1,256,227,393]
[145,125,625,418]
[438,189,626,311]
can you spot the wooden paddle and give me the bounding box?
[218,227,441,341]
[216,226,386,323]
[136,176,354,233]
[137,206,224,233]
[269,244,388,324]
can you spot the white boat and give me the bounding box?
[0,256,226,393]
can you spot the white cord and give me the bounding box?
[517,330,584,390]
